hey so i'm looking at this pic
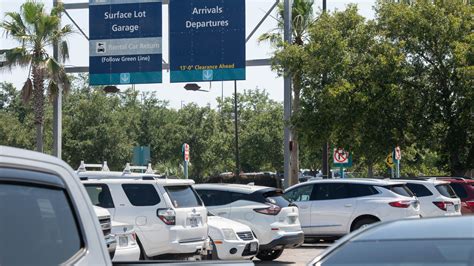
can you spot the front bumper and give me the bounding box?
[259,231,304,250]
[112,244,140,261]
[215,240,259,260]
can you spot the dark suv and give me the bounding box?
[428,177,474,215]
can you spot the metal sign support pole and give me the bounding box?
[397,158,400,178]
[53,0,62,159]
[184,161,188,179]
[234,80,240,179]
[340,167,344,179]
[283,0,293,188]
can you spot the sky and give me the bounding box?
[0,0,376,109]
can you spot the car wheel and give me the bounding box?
[256,248,284,261]
[351,217,379,232]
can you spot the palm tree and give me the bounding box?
[260,0,315,185]
[0,1,72,152]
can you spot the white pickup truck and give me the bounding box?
[0,146,253,266]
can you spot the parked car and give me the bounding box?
[93,206,117,259]
[308,216,474,265]
[284,179,420,240]
[207,213,259,260]
[195,184,304,261]
[79,162,208,259]
[111,221,140,261]
[399,178,461,217]
[428,177,474,215]
[0,146,256,266]
[0,146,112,265]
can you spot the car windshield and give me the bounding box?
[320,239,474,266]
[435,184,458,198]
[165,185,203,208]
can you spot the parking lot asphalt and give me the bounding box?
[254,243,330,265]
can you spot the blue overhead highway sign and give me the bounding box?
[169,0,246,83]
[89,0,162,85]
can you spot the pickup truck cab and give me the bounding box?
[0,146,111,265]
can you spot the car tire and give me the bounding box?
[351,217,378,232]
[256,248,284,261]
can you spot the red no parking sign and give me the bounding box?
[333,148,352,167]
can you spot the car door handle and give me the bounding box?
[217,212,227,215]
[299,205,309,209]
[344,204,352,207]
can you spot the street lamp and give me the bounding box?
[103,85,120,93]
[184,83,201,91]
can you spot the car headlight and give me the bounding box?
[222,228,238,240]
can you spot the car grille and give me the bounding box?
[99,217,111,236]
[237,231,254,241]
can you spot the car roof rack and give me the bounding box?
[122,163,155,175]
[77,161,110,172]
[423,176,472,181]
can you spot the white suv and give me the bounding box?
[78,164,208,259]
[284,179,420,239]
[194,184,303,261]
[401,179,461,217]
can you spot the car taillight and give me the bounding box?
[157,208,176,225]
[389,201,411,208]
[466,201,474,208]
[433,201,454,211]
[131,232,136,241]
[254,204,281,215]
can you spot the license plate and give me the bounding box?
[447,204,454,212]
[288,216,297,224]
[189,217,198,227]
[119,236,128,247]
[250,242,258,252]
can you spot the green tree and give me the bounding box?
[62,84,137,170]
[219,89,284,173]
[377,0,473,175]
[260,0,316,185]
[0,1,73,152]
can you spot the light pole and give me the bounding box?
[53,0,62,158]
[283,0,293,188]
[234,80,240,179]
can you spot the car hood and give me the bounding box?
[93,205,110,219]
[208,215,252,232]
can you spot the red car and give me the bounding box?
[428,177,474,215]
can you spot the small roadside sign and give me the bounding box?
[183,143,190,162]
[395,146,401,160]
[132,146,151,166]
[386,153,394,168]
[333,148,352,168]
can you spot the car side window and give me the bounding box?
[348,184,379,197]
[230,192,246,203]
[84,184,115,208]
[122,184,161,206]
[405,183,433,197]
[285,185,314,202]
[312,184,330,200]
[196,189,232,206]
[0,182,83,265]
[449,183,468,199]
[327,183,350,199]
